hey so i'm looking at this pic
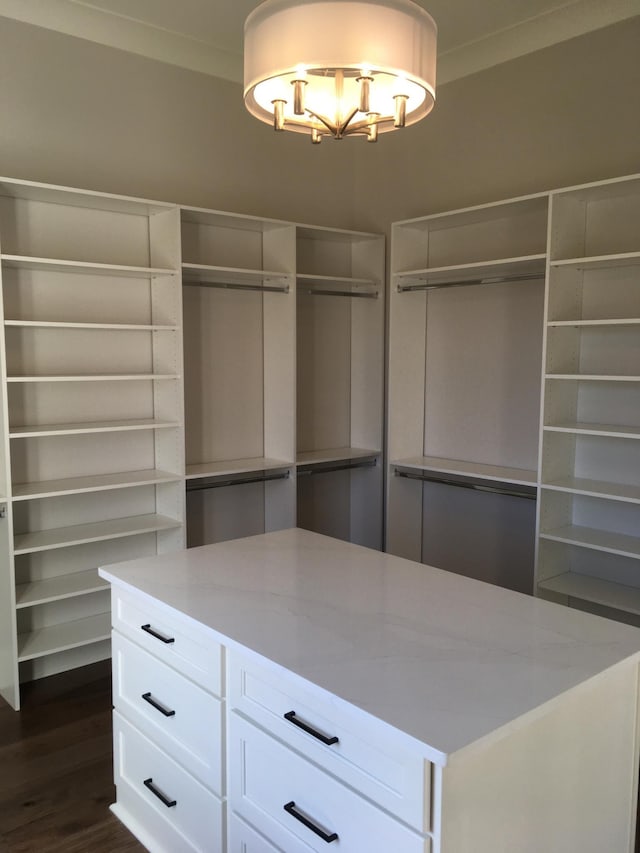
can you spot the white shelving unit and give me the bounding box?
[180,207,296,547]
[537,174,640,624]
[0,177,185,709]
[387,194,548,592]
[296,225,385,549]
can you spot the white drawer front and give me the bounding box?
[228,813,304,853]
[112,587,222,695]
[113,712,223,853]
[229,712,431,853]
[228,651,430,832]
[113,632,223,794]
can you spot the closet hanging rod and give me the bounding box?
[183,280,290,294]
[303,288,378,299]
[186,470,290,492]
[393,468,536,500]
[297,458,377,476]
[396,272,544,293]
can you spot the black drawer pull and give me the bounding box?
[142,692,176,717]
[284,711,339,746]
[141,623,175,644]
[284,801,338,843]
[143,777,176,808]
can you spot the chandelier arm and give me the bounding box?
[305,109,339,135]
[337,107,359,137]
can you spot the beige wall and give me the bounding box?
[354,17,640,233]
[0,15,638,230]
[0,16,357,228]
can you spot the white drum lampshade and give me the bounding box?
[244,0,437,143]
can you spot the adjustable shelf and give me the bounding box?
[1,254,176,277]
[538,573,640,617]
[545,374,640,382]
[7,373,179,382]
[543,422,640,439]
[15,569,109,608]
[395,254,546,291]
[539,525,640,560]
[542,477,640,503]
[547,319,640,327]
[11,469,181,501]
[9,418,179,438]
[550,252,640,271]
[186,457,292,481]
[17,612,112,662]
[4,320,177,331]
[296,447,379,468]
[13,514,182,555]
[182,263,290,292]
[391,456,537,488]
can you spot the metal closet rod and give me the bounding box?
[186,470,290,492]
[393,468,536,500]
[183,280,290,294]
[396,272,544,293]
[303,289,378,299]
[297,458,378,476]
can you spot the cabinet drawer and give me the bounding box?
[113,712,223,853]
[228,813,304,853]
[228,651,431,832]
[229,712,431,853]
[112,587,222,695]
[112,632,223,794]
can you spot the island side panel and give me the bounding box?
[439,660,640,853]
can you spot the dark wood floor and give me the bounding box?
[0,662,143,853]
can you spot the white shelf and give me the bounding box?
[392,456,537,487]
[9,418,179,438]
[182,263,290,288]
[14,513,181,555]
[186,457,292,481]
[296,447,380,467]
[550,252,640,270]
[12,469,181,501]
[538,573,640,617]
[395,255,546,288]
[297,273,377,291]
[4,320,177,331]
[0,176,173,214]
[547,319,640,328]
[15,569,109,608]
[542,477,640,504]
[1,254,176,277]
[545,374,640,382]
[7,373,179,383]
[540,525,640,560]
[544,422,640,439]
[17,612,112,662]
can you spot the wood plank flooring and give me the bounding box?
[0,662,143,853]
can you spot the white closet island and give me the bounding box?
[100,528,640,853]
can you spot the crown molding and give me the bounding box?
[438,0,640,85]
[0,0,243,82]
[0,0,637,87]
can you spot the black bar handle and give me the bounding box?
[283,801,338,843]
[142,692,176,717]
[141,623,175,644]
[143,777,176,808]
[284,711,339,746]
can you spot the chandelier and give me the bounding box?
[243,0,437,143]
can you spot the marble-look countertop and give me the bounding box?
[99,528,640,765]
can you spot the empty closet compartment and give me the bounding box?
[541,431,640,497]
[181,207,296,545]
[392,195,548,273]
[550,176,640,261]
[296,225,384,549]
[547,262,640,323]
[543,379,640,433]
[544,324,640,378]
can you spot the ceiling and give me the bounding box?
[0,0,637,85]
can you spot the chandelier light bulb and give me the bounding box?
[244,0,437,143]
